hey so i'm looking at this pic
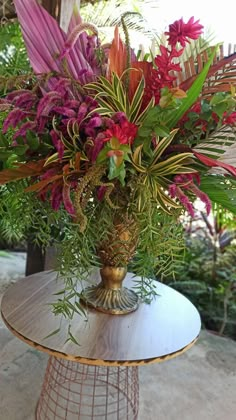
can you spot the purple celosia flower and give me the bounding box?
[38,116,48,132]
[97,186,107,201]
[178,190,195,217]
[89,132,106,162]
[62,183,75,215]
[53,107,76,118]
[3,109,28,133]
[13,121,37,140]
[84,115,102,137]
[13,91,37,110]
[51,130,64,160]
[51,185,63,211]
[37,92,62,118]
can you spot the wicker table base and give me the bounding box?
[35,357,139,420]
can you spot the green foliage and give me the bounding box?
[0,181,64,246]
[41,186,185,317]
[179,93,236,146]
[165,210,236,339]
[200,176,236,214]
[0,22,29,77]
[166,47,217,129]
[130,205,185,303]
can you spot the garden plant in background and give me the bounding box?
[166,205,236,339]
[0,0,235,321]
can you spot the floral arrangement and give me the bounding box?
[0,0,236,315]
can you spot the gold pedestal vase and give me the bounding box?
[80,219,139,314]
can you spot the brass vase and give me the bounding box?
[80,218,139,314]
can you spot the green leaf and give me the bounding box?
[11,145,29,156]
[137,127,152,137]
[0,151,13,160]
[108,158,126,185]
[166,47,217,128]
[154,126,170,137]
[44,328,61,340]
[152,130,178,163]
[27,135,40,151]
[0,133,9,147]
[213,102,229,118]
[96,145,109,163]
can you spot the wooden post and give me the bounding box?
[60,0,81,31]
[41,0,81,30]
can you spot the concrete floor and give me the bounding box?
[0,252,236,420]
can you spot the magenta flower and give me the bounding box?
[13,121,37,140]
[50,130,65,161]
[2,109,28,133]
[169,173,212,216]
[62,183,75,215]
[165,17,204,47]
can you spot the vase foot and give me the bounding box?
[80,283,139,315]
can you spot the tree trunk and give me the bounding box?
[25,240,45,276]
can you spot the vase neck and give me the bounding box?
[100,266,127,290]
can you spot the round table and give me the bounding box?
[1,270,201,419]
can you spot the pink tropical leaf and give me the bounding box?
[14,0,96,84]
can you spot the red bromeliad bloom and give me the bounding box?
[165,17,204,48]
[144,46,183,106]
[103,120,138,145]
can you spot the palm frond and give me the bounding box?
[81,0,160,42]
[200,175,236,214]
[194,125,236,171]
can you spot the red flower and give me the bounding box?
[165,17,203,47]
[191,103,201,114]
[223,111,236,125]
[144,46,182,106]
[103,120,138,145]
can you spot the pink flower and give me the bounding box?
[169,173,211,216]
[165,17,203,47]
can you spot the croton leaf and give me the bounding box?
[25,174,63,193]
[0,160,46,185]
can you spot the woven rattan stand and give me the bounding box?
[1,271,201,419]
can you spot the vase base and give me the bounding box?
[80,283,139,315]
